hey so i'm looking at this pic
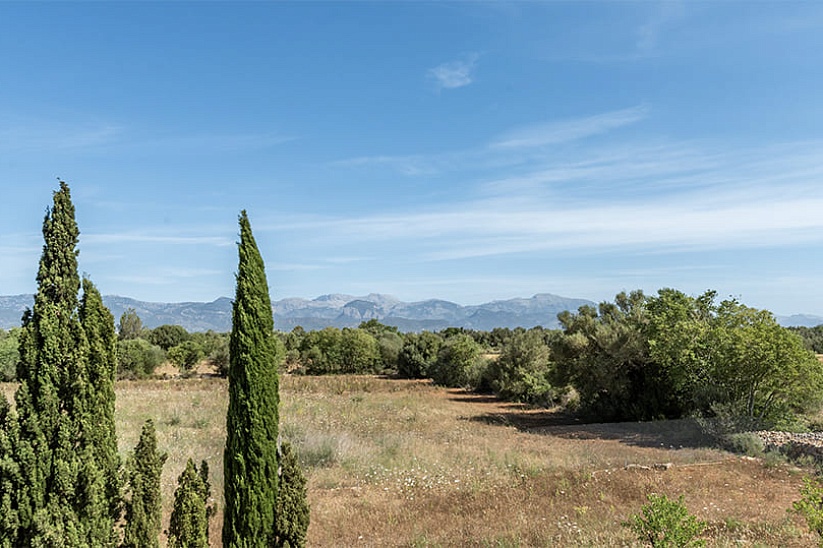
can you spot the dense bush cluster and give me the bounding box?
[116,316,229,379]
[551,289,823,426]
[791,325,823,354]
[273,295,823,430]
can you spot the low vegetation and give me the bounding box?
[7,374,821,546]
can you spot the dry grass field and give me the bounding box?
[2,374,821,546]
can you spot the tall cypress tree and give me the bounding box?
[0,182,119,546]
[223,211,281,547]
[10,181,113,545]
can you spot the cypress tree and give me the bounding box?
[168,459,211,548]
[0,395,21,547]
[8,181,118,546]
[79,277,121,522]
[199,460,215,544]
[223,210,281,547]
[123,419,166,548]
[275,441,309,548]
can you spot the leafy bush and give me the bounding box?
[148,324,190,351]
[487,329,555,405]
[300,327,343,374]
[117,338,166,379]
[553,289,823,424]
[431,334,488,389]
[210,343,230,376]
[299,327,378,375]
[397,331,442,379]
[167,341,205,374]
[722,432,765,457]
[0,328,20,382]
[625,493,706,547]
[792,477,823,546]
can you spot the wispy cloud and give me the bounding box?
[0,111,293,156]
[335,105,648,177]
[490,105,649,149]
[126,132,296,154]
[427,53,479,90]
[0,124,123,153]
[109,267,223,287]
[84,231,234,247]
[289,139,823,261]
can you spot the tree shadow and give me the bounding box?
[452,392,714,450]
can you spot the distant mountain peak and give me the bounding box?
[1,292,817,333]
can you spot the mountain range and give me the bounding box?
[0,293,820,333]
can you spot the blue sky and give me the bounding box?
[2,2,823,316]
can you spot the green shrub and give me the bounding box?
[148,324,190,351]
[117,338,166,379]
[431,334,487,389]
[0,328,20,382]
[792,477,823,546]
[723,432,766,457]
[211,343,230,376]
[487,329,555,405]
[167,340,205,374]
[625,493,706,547]
[397,331,442,379]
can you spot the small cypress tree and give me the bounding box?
[199,460,216,544]
[275,441,309,548]
[223,211,282,547]
[123,419,167,548]
[168,459,211,548]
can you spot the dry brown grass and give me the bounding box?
[1,376,820,546]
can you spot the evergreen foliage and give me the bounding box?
[168,459,212,548]
[275,442,309,548]
[123,419,167,548]
[116,338,166,379]
[397,331,442,379]
[487,329,555,405]
[80,278,121,523]
[0,329,20,382]
[0,181,119,546]
[0,394,21,547]
[625,493,706,547]
[793,477,823,546]
[223,210,283,547]
[553,289,823,424]
[118,308,145,341]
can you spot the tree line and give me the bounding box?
[0,183,308,546]
[6,297,822,433]
[279,293,823,429]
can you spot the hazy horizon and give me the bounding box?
[3,3,823,317]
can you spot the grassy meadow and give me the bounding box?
[2,374,820,546]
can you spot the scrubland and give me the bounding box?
[2,375,819,546]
